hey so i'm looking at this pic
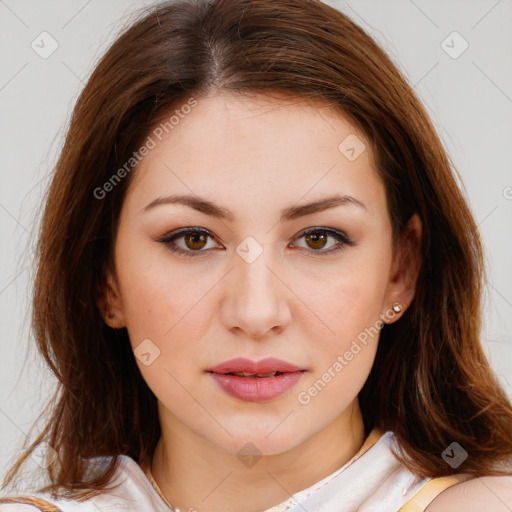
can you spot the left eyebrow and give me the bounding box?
[142,193,367,222]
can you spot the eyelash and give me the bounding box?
[156,227,355,257]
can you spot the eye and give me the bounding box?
[157,227,220,257]
[156,226,355,257]
[291,227,355,255]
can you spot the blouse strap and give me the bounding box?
[398,473,475,511]
[0,495,63,511]
[353,428,384,459]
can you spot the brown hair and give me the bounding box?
[3,0,512,501]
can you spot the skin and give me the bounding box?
[100,91,424,512]
[426,475,512,512]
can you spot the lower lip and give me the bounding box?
[208,371,304,402]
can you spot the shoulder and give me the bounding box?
[0,455,163,512]
[425,475,512,511]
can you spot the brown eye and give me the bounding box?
[184,231,208,250]
[304,232,328,250]
[293,227,355,255]
[158,226,355,258]
[157,228,219,257]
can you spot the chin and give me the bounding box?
[212,420,305,456]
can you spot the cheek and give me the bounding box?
[295,273,383,417]
[294,302,379,434]
[297,252,391,348]
[117,257,222,391]
[116,244,204,336]
[119,263,215,410]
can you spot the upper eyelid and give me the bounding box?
[162,226,352,248]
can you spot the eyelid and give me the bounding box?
[156,226,355,257]
[157,227,220,257]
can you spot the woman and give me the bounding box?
[1,0,511,510]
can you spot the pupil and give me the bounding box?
[308,233,326,249]
[187,232,206,249]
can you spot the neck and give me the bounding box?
[149,401,368,512]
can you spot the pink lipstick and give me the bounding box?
[206,357,305,403]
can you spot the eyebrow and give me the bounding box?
[142,193,367,222]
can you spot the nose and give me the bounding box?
[220,239,292,339]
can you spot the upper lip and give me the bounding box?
[206,357,304,374]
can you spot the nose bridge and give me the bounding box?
[234,234,279,304]
[224,234,290,336]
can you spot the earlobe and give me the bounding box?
[383,213,423,323]
[96,267,126,329]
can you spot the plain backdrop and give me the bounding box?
[1,0,511,491]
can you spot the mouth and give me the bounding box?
[219,371,294,378]
[206,356,305,375]
[206,357,306,402]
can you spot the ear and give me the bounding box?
[382,213,422,324]
[95,265,127,329]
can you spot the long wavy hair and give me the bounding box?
[3,0,512,501]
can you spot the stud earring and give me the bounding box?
[392,302,402,313]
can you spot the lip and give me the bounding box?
[206,357,306,403]
[206,357,304,375]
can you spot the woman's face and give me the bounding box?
[102,92,419,455]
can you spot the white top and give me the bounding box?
[0,431,434,511]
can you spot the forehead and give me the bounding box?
[158,91,365,157]
[125,92,385,220]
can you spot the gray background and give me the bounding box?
[1,0,511,490]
